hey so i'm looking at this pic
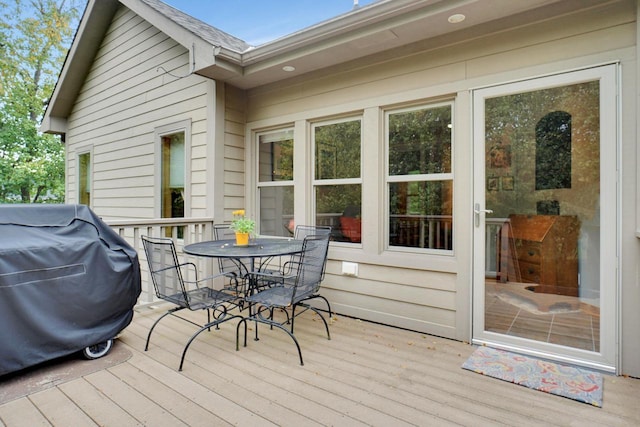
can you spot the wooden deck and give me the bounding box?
[1,304,639,426]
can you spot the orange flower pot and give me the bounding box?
[235,232,250,246]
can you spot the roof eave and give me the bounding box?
[41,0,120,134]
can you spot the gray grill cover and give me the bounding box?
[0,204,141,375]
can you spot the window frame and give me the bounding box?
[256,127,295,236]
[76,147,93,207]
[384,101,455,254]
[311,115,363,245]
[154,120,191,219]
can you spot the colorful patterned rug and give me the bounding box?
[462,346,603,407]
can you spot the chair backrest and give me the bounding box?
[294,225,331,240]
[293,225,331,279]
[291,234,331,303]
[141,235,188,304]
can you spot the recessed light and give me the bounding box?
[282,65,296,72]
[448,13,466,24]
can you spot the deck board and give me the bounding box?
[1,304,638,426]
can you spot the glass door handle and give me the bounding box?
[474,203,493,227]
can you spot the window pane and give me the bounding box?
[389,180,453,250]
[161,133,184,219]
[315,120,361,180]
[389,106,452,175]
[260,186,294,237]
[259,129,293,182]
[78,153,90,206]
[315,184,361,242]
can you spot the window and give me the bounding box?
[386,103,453,251]
[257,129,294,236]
[313,118,362,242]
[161,131,185,237]
[78,151,91,206]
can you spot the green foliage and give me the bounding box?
[0,0,81,203]
[230,210,256,233]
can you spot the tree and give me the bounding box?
[0,0,82,203]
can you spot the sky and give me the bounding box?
[162,0,377,46]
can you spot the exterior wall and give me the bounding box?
[64,5,213,221]
[222,84,247,223]
[244,1,639,375]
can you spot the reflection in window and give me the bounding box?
[258,129,294,236]
[316,185,362,243]
[387,104,453,250]
[313,119,362,242]
[161,132,184,237]
[535,111,571,190]
[78,152,91,206]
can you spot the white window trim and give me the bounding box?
[154,119,191,218]
[384,101,455,255]
[311,115,363,246]
[255,127,295,236]
[76,145,93,207]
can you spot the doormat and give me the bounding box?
[462,346,603,407]
[0,341,132,405]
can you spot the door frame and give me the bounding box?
[471,64,620,373]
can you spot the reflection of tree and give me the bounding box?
[388,106,451,176]
[388,106,452,217]
[315,121,361,180]
[314,120,362,214]
[316,184,361,214]
[535,111,571,190]
[389,181,452,216]
[485,81,600,220]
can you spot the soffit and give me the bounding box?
[198,0,616,89]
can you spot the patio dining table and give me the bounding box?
[183,237,304,296]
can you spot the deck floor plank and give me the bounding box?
[1,304,639,427]
[57,377,142,427]
[27,387,97,426]
[0,397,51,426]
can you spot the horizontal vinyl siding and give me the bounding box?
[244,1,635,340]
[65,5,210,220]
[222,85,246,222]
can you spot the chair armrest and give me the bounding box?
[247,271,296,281]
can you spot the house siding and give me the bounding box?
[222,84,247,222]
[65,5,212,220]
[243,0,638,376]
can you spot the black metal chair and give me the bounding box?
[290,225,332,316]
[141,235,247,371]
[241,234,331,365]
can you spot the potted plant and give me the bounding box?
[230,210,255,245]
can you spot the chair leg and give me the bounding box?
[314,295,332,318]
[267,321,304,365]
[310,306,331,340]
[253,307,304,365]
[236,318,248,351]
[179,314,245,371]
[145,306,184,351]
[291,304,331,340]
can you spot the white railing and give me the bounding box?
[105,217,216,305]
[109,215,505,305]
[389,215,453,250]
